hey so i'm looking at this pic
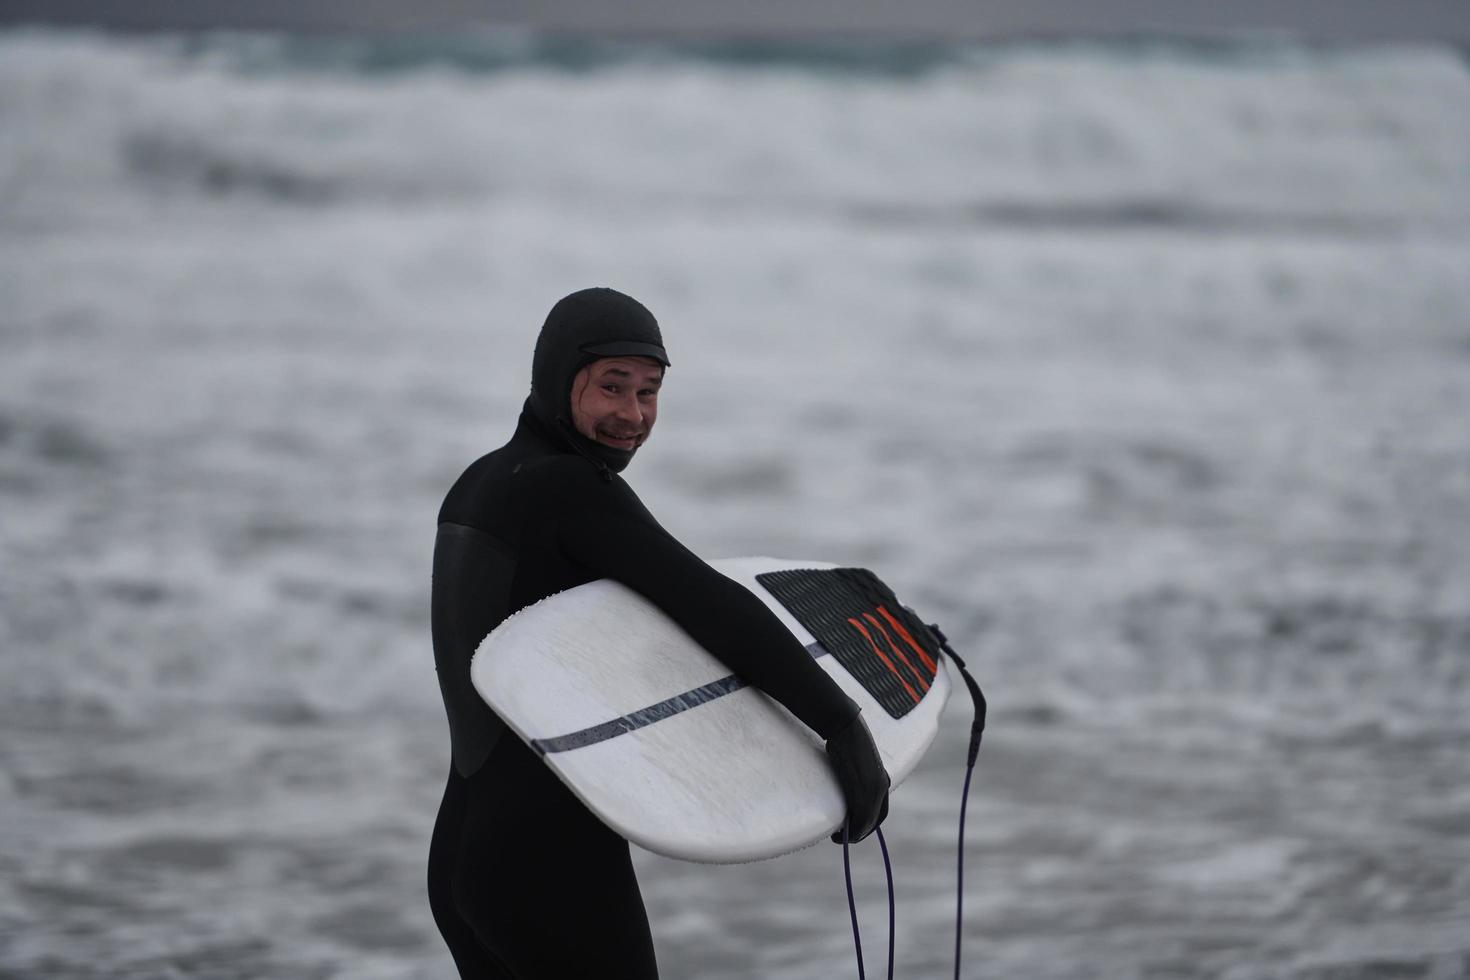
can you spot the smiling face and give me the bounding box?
[568,356,663,452]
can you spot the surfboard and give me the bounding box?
[470,557,951,864]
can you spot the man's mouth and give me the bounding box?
[596,430,641,450]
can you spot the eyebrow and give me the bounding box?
[599,368,662,385]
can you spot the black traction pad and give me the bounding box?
[755,567,942,720]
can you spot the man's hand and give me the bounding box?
[825,712,891,843]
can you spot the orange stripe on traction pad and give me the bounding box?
[864,612,930,693]
[847,617,921,705]
[877,605,938,676]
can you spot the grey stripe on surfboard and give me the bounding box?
[530,642,829,755]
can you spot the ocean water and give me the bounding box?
[2,27,1469,979]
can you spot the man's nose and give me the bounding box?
[613,395,643,424]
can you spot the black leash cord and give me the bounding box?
[878,826,895,980]
[929,622,988,980]
[841,619,986,980]
[841,824,866,980]
[841,823,897,980]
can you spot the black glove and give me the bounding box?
[825,711,891,843]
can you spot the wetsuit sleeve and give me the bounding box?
[532,461,860,741]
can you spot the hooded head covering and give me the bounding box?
[527,287,670,473]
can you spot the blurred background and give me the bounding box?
[2,3,1468,978]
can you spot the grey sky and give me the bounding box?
[2,0,1469,43]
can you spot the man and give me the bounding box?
[428,287,890,979]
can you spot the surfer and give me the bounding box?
[428,287,891,979]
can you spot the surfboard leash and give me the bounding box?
[878,825,896,980]
[840,615,984,980]
[840,822,896,980]
[928,621,988,980]
[840,824,865,979]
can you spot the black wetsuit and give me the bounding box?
[427,407,860,979]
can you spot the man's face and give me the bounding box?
[569,356,663,452]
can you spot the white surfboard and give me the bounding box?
[471,557,951,864]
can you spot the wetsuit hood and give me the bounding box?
[527,287,670,474]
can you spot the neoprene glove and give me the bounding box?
[825,712,891,843]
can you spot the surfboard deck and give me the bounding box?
[471,557,951,864]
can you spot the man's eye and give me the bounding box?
[602,384,620,394]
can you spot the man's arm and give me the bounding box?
[532,458,860,740]
[527,456,890,840]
